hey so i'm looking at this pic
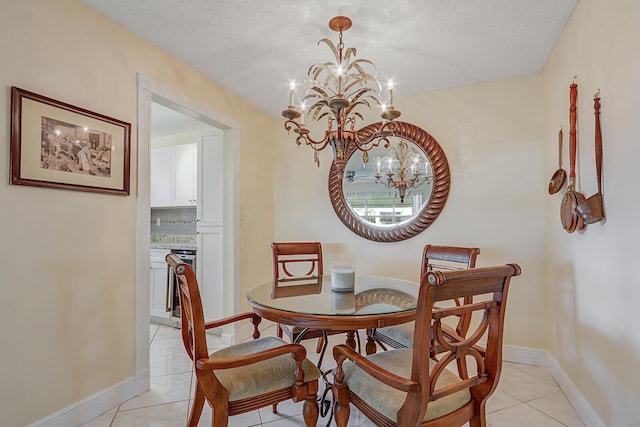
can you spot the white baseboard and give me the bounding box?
[221,332,233,346]
[502,343,549,366]
[547,355,606,427]
[29,376,137,427]
[502,344,605,427]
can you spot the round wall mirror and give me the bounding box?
[328,121,450,242]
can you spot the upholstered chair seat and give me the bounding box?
[341,348,470,423]
[211,336,321,401]
[372,323,414,349]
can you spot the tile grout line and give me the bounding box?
[524,401,570,427]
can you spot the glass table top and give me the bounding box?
[246,275,418,317]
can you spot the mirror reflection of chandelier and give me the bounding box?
[375,140,432,203]
[281,16,405,174]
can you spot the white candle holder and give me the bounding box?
[331,266,355,292]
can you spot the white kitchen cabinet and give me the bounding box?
[150,143,197,207]
[196,134,225,323]
[150,148,171,207]
[172,143,197,206]
[150,249,171,320]
[197,228,223,323]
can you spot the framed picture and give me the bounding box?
[10,86,131,195]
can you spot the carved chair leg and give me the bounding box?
[188,384,205,427]
[470,414,483,427]
[345,331,357,350]
[302,393,320,427]
[470,400,487,427]
[365,334,377,355]
[332,384,350,427]
[212,405,229,427]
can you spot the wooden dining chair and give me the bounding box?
[272,241,349,364]
[367,245,480,355]
[166,254,320,427]
[332,263,521,427]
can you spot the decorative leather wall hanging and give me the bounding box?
[576,91,605,224]
[560,81,586,233]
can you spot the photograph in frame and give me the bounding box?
[10,86,131,195]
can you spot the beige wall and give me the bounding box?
[0,1,274,425]
[542,0,640,425]
[274,76,549,349]
[2,0,638,425]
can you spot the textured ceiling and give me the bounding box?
[82,0,579,118]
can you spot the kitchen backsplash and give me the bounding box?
[150,207,196,244]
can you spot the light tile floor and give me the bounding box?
[82,324,585,427]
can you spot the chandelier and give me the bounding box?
[375,140,432,203]
[282,16,402,174]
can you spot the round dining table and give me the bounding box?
[246,274,418,354]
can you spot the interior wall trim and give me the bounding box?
[501,344,605,427]
[547,354,606,427]
[501,343,549,366]
[28,376,136,427]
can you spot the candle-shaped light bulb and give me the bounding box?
[300,103,305,125]
[337,64,344,94]
[289,80,296,106]
[376,157,381,174]
[387,157,393,172]
[387,80,395,107]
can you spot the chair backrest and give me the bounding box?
[166,254,208,363]
[401,264,521,425]
[167,253,230,400]
[421,244,480,274]
[271,242,323,286]
[421,245,480,338]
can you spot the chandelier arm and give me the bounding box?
[305,133,331,151]
[351,121,397,152]
[283,119,332,151]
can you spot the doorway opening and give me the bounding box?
[136,74,240,395]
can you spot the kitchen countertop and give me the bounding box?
[150,243,196,250]
[150,233,196,250]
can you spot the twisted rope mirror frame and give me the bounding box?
[328,121,450,242]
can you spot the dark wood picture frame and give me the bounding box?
[10,86,131,195]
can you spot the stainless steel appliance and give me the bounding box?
[167,248,196,320]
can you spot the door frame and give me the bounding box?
[135,73,240,394]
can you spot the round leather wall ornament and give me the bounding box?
[561,187,585,233]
